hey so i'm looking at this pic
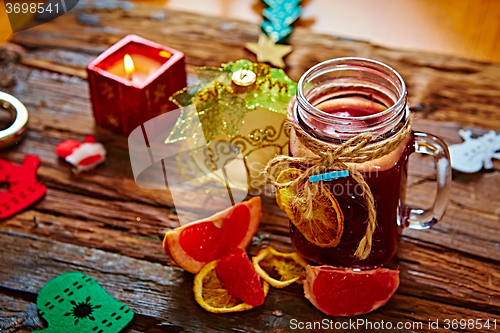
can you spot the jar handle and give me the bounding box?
[407,131,452,229]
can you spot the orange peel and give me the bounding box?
[252,247,309,288]
[275,168,303,210]
[193,260,269,313]
[275,168,344,248]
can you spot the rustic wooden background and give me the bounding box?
[160,0,500,63]
[0,1,499,332]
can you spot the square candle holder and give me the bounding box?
[87,34,186,136]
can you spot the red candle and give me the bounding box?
[87,35,186,136]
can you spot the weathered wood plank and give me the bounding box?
[0,289,182,333]
[2,119,499,261]
[0,292,42,333]
[0,1,499,330]
[0,91,498,310]
[2,192,500,316]
[1,231,499,333]
[0,59,498,262]
[4,1,500,263]
[10,2,500,131]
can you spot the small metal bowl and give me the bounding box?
[0,92,28,149]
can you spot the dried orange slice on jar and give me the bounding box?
[252,247,309,288]
[275,168,344,248]
[193,260,269,314]
[275,168,303,210]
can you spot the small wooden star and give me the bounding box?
[245,33,293,68]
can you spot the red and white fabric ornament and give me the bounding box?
[55,135,106,173]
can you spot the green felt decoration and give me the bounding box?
[34,272,134,333]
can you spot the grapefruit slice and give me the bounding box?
[163,197,261,273]
[216,248,266,306]
[193,258,269,313]
[304,265,399,316]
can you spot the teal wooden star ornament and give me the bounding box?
[245,33,293,68]
[262,0,301,43]
[245,0,301,67]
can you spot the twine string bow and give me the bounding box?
[264,118,412,260]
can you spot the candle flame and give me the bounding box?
[124,54,135,76]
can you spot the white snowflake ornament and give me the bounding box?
[449,130,500,173]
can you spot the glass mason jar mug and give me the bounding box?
[289,58,452,269]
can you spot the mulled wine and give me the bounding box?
[288,58,451,269]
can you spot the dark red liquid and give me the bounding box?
[290,103,413,269]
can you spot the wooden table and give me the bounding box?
[1,2,499,332]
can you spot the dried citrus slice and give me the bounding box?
[252,247,309,288]
[275,168,344,248]
[275,168,303,210]
[193,260,270,313]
